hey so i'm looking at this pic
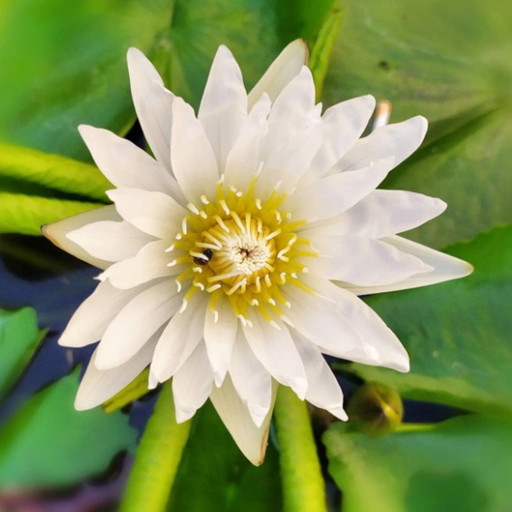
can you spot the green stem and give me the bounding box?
[274,386,328,512]
[120,382,191,512]
[309,5,343,102]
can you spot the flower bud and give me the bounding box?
[347,382,403,436]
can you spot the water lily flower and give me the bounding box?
[43,40,472,465]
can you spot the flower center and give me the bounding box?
[200,217,276,287]
[169,180,317,324]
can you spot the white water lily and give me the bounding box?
[44,40,472,465]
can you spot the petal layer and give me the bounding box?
[42,206,120,269]
[198,45,247,171]
[67,220,154,262]
[341,235,474,295]
[247,39,308,109]
[127,47,175,170]
[75,337,156,410]
[210,375,277,466]
[95,279,182,369]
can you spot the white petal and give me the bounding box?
[78,125,182,199]
[248,39,308,110]
[42,206,120,270]
[293,332,347,421]
[267,66,315,120]
[258,113,323,197]
[198,45,247,171]
[344,190,446,237]
[223,93,271,192]
[230,331,272,427]
[95,279,182,369]
[255,68,321,195]
[300,95,376,184]
[306,235,432,286]
[204,295,237,386]
[281,283,366,361]
[98,240,183,289]
[107,188,186,239]
[242,314,307,399]
[332,116,428,174]
[75,337,156,411]
[127,47,175,170]
[305,190,446,239]
[67,220,154,262]
[314,95,376,170]
[210,375,277,466]
[171,98,219,203]
[59,280,143,348]
[173,341,213,423]
[288,158,394,222]
[150,293,208,383]
[306,274,410,372]
[342,235,474,295]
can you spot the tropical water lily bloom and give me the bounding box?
[44,40,472,465]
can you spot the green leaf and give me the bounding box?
[0,143,110,202]
[346,225,512,416]
[274,386,328,512]
[166,401,282,512]
[309,4,343,101]
[157,0,337,109]
[0,0,337,161]
[324,415,512,512]
[103,369,151,414]
[120,383,191,512]
[0,193,102,235]
[0,0,177,159]
[0,143,109,234]
[0,308,43,398]
[0,368,137,488]
[323,0,512,248]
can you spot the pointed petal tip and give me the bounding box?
[247,404,270,429]
[329,406,349,422]
[41,223,49,238]
[216,44,233,58]
[74,388,98,412]
[290,377,308,400]
[386,355,410,373]
[148,371,159,390]
[457,260,475,278]
[247,423,271,466]
[214,371,227,388]
[292,38,309,65]
[57,334,73,348]
[127,46,140,57]
[126,46,147,65]
[435,197,448,213]
[362,94,377,110]
[174,405,196,424]
[77,123,92,134]
[414,115,429,137]
[93,348,120,371]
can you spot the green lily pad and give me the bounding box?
[0,0,336,161]
[0,308,43,399]
[324,415,512,512]
[323,0,512,248]
[0,193,103,236]
[167,401,282,512]
[0,0,177,160]
[154,0,336,109]
[0,368,137,488]
[347,225,512,417]
[0,143,110,234]
[0,143,110,202]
